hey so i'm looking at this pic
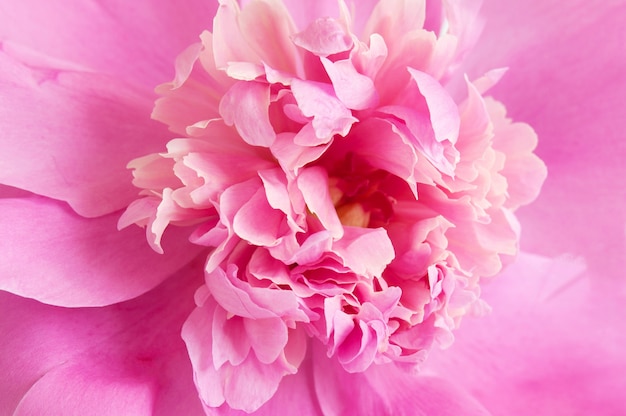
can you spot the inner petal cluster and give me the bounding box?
[120,0,546,412]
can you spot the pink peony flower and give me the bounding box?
[1,1,625,415]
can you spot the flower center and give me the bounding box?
[329,171,396,228]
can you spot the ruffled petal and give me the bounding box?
[0,195,202,307]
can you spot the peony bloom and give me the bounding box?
[1,1,625,415]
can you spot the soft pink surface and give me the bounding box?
[0,0,625,415]
[467,0,626,280]
[0,258,206,416]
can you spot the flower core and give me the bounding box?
[120,0,546,411]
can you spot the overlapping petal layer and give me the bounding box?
[0,0,624,415]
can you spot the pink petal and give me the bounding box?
[292,17,353,57]
[424,253,626,415]
[212,0,260,70]
[0,50,172,217]
[297,166,344,239]
[152,32,231,136]
[220,81,276,147]
[363,0,426,40]
[337,117,419,194]
[13,361,155,416]
[0,195,202,307]
[236,0,301,74]
[182,298,305,413]
[291,78,358,140]
[0,261,205,416]
[233,186,286,247]
[332,227,395,278]
[235,352,323,416]
[378,68,460,176]
[407,68,461,145]
[245,317,289,364]
[466,0,626,280]
[321,57,379,110]
[0,0,218,88]
[312,343,490,416]
[212,306,251,368]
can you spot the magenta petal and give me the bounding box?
[0,260,205,416]
[13,361,155,416]
[0,195,202,307]
[0,51,172,217]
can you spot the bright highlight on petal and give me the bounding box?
[118,0,546,412]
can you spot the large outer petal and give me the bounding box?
[0,50,173,217]
[0,195,203,307]
[0,258,206,416]
[423,253,626,415]
[311,343,490,416]
[465,1,626,279]
[0,0,218,88]
[0,0,217,217]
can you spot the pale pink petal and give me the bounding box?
[0,195,202,307]
[291,78,358,140]
[378,68,460,176]
[424,253,626,415]
[236,0,301,74]
[363,0,426,41]
[297,166,344,239]
[0,261,205,416]
[292,17,353,57]
[220,81,276,147]
[406,68,460,145]
[0,51,172,217]
[212,0,260,70]
[332,227,395,278]
[321,57,378,110]
[152,32,231,136]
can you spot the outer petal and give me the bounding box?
[466,0,626,280]
[0,195,202,307]
[0,259,205,416]
[0,0,218,88]
[312,343,490,416]
[0,50,172,217]
[424,253,626,415]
